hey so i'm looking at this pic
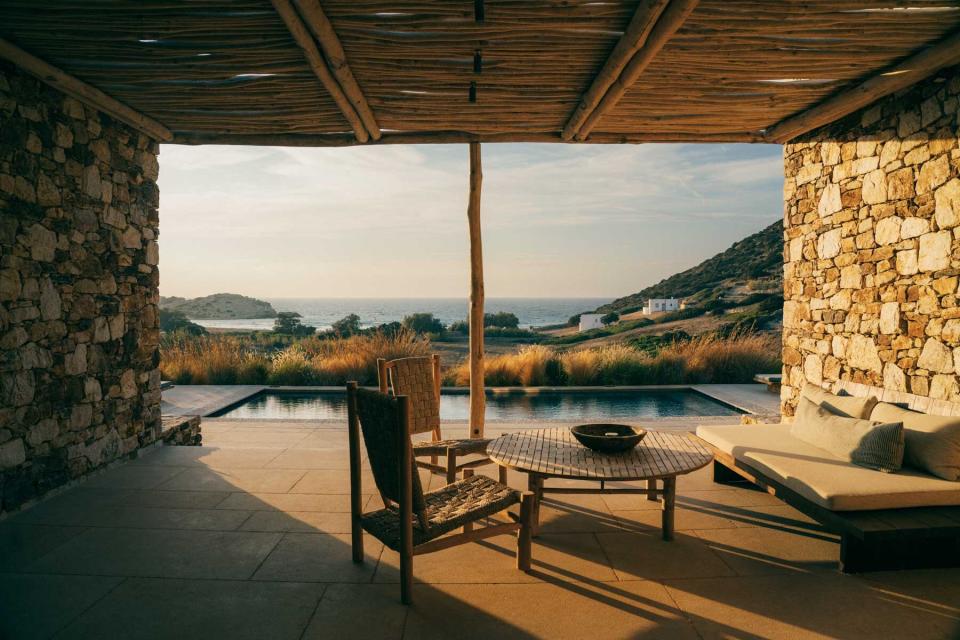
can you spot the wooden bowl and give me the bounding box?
[570,424,647,454]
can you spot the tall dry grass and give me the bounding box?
[160,329,429,386]
[444,333,780,386]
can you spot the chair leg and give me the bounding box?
[446,448,457,485]
[517,493,534,572]
[462,469,474,533]
[351,523,364,564]
[499,464,508,485]
[400,548,413,605]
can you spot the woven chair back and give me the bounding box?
[382,356,440,436]
[354,388,425,514]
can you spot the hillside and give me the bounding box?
[159,293,277,319]
[598,220,782,314]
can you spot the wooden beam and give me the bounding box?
[766,30,960,144]
[295,0,380,140]
[172,130,766,147]
[271,0,369,143]
[467,141,485,438]
[575,0,700,141]
[562,0,669,141]
[0,37,172,142]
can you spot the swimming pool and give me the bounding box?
[212,389,742,421]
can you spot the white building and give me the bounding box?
[578,313,604,332]
[642,298,680,315]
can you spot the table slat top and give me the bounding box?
[487,428,713,481]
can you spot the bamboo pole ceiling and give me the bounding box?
[1,0,960,146]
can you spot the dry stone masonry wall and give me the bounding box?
[782,68,960,416]
[0,62,161,513]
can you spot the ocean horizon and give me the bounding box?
[191,297,613,331]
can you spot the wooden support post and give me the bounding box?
[562,0,669,140]
[271,0,369,143]
[346,382,364,563]
[575,0,700,140]
[0,38,172,142]
[467,142,486,438]
[295,0,380,140]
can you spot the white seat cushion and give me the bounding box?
[696,424,960,511]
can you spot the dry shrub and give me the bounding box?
[445,333,780,387]
[160,329,430,387]
[665,333,780,383]
[561,349,601,386]
[446,345,557,386]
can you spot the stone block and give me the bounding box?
[918,231,951,272]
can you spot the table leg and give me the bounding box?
[661,477,676,541]
[646,478,658,501]
[527,473,544,537]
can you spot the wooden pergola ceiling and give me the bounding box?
[2,0,960,147]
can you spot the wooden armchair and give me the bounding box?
[378,355,505,484]
[347,382,534,604]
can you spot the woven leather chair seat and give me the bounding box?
[413,437,492,456]
[361,474,520,550]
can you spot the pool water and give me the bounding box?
[213,390,742,421]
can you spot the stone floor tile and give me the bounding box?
[596,531,736,581]
[252,532,382,582]
[59,578,325,640]
[95,506,252,531]
[134,446,281,469]
[854,567,960,617]
[81,464,187,490]
[300,584,408,640]
[678,488,784,508]
[10,488,133,526]
[28,528,282,579]
[665,573,960,640]
[614,506,739,533]
[0,573,123,640]
[289,469,376,494]
[215,491,370,512]
[117,489,231,510]
[375,532,617,584]
[402,581,700,640]
[264,449,357,469]
[691,526,840,576]
[534,494,626,534]
[156,468,306,493]
[240,510,352,534]
[0,523,87,570]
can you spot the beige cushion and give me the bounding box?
[870,402,960,481]
[792,397,904,472]
[801,383,877,419]
[696,424,960,511]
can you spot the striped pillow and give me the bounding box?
[792,397,905,473]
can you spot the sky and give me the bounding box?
[156,142,783,299]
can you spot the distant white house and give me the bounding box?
[578,313,604,332]
[642,298,680,315]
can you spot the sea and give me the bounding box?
[192,298,613,332]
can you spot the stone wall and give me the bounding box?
[0,62,161,513]
[782,68,960,416]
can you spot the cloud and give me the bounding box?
[157,142,783,297]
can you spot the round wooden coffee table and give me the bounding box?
[487,428,713,540]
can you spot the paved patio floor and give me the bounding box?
[2,420,958,639]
